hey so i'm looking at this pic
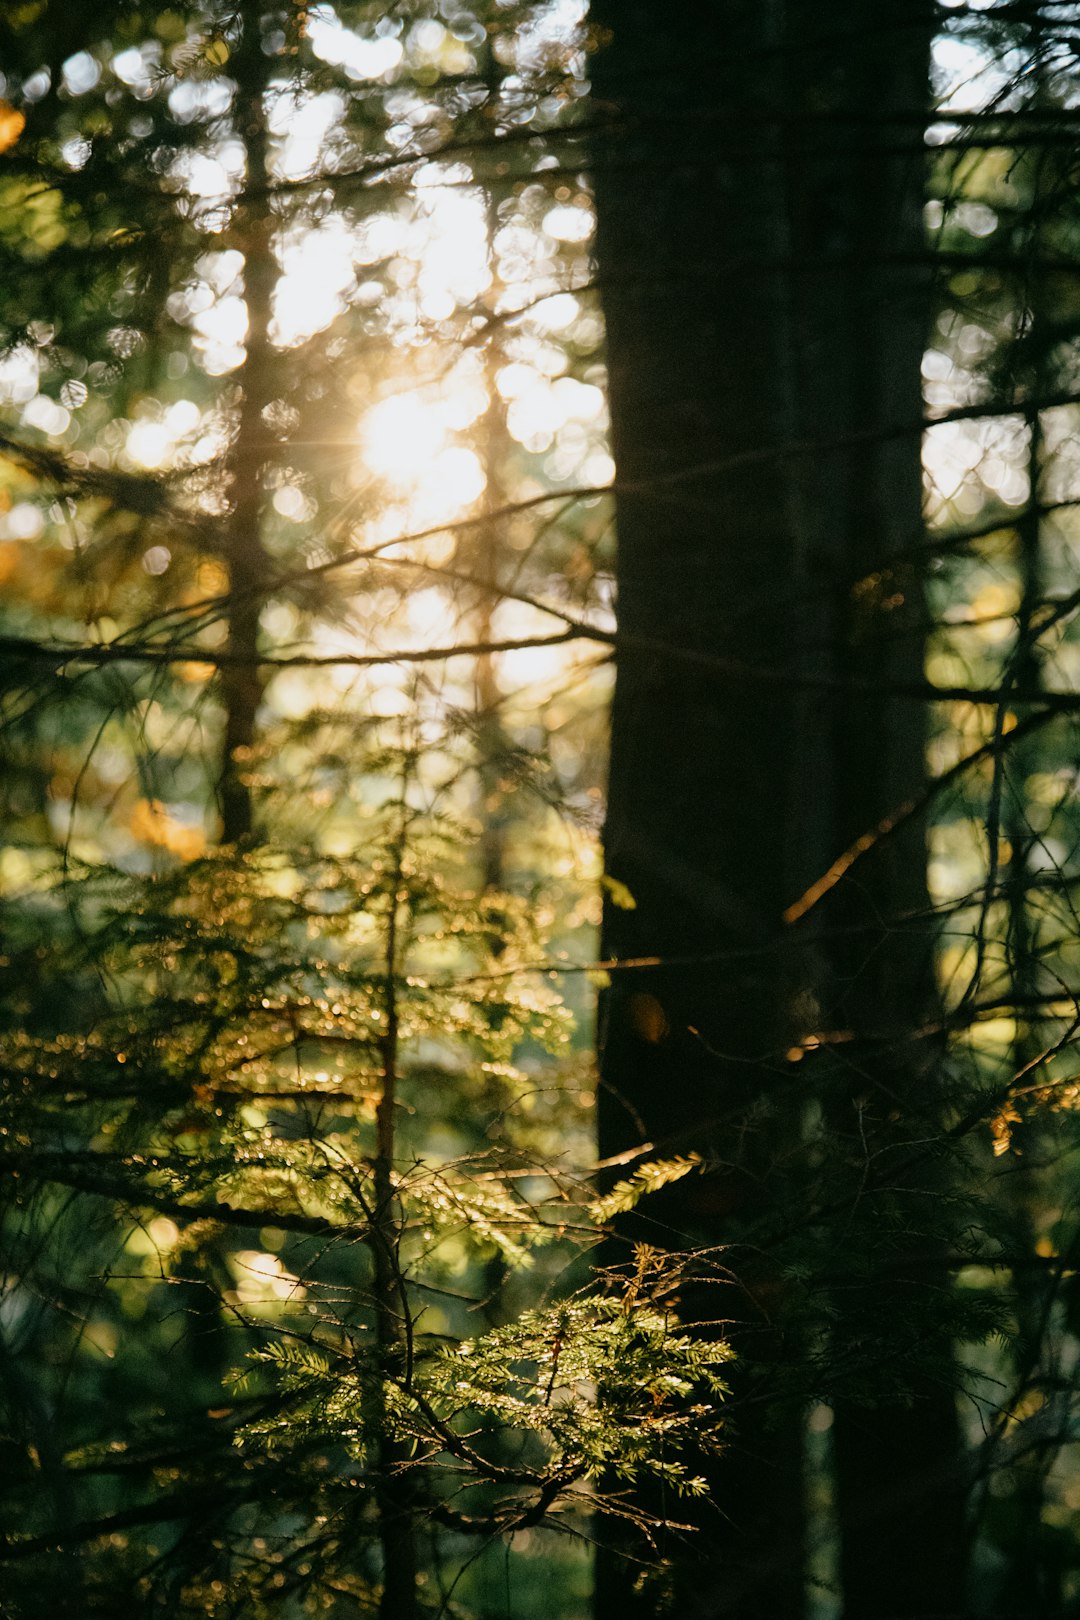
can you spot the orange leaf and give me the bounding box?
[0,102,26,155]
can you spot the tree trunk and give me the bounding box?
[591,3,964,1616]
[996,115,1058,1620]
[220,4,275,844]
[780,5,966,1616]
[152,12,284,1551]
[370,809,419,1620]
[590,5,805,1615]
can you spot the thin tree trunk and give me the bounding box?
[220,5,275,844]
[173,0,280,1538]
[370,803,419,1620]
[473,169,511,907]
[997,116,1059,1615]
[166,1,280,1429]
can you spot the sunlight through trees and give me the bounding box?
[3,4,1080,1618]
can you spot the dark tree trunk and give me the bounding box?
[780,7,967,1617]
[591,3,964,1617]
[590,6,807,1616]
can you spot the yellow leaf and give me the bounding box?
[600,873,636,911]
[177,659,215,684]
[197,560,228,596]
[989,1101,1021,1157]
[130,798,206,861]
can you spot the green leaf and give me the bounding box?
[589,1154,702,1223]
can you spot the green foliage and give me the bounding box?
[6,0,1080,1613]
[588,1154,701,1224]
[0,3,616,1610]
[0,732,729,1612]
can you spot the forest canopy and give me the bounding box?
[2,3,1080,1618]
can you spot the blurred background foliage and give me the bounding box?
[0,3,626,1614]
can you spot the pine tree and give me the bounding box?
[6,3,1080,1615]
[0,4,716,1614]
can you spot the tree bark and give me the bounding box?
[779,7,966,1617]
[590,6,806,1615]
[220,5,276,844]
[369,807,419,1620]
[591,3,964,1616]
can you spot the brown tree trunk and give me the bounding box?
[371,842,419,1620]
[219,5,275,844]
[163,6,282,1562]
